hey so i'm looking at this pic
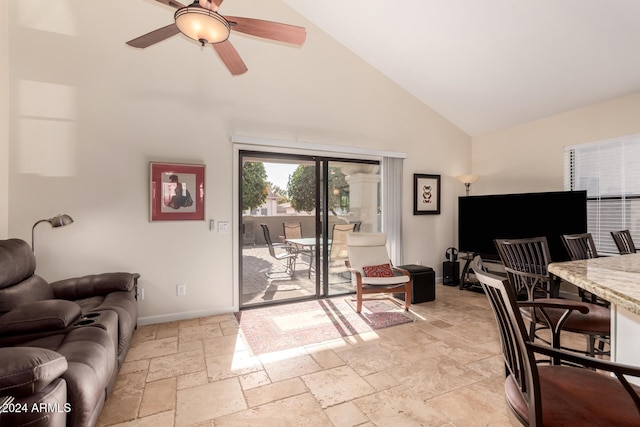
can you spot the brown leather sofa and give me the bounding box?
[0,238,139,427]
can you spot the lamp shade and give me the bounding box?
[175,5,230,44]
[31,214,74,251]
[456,174,479,185]
[48,214,74,228]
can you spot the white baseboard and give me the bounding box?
[137,306,235,326]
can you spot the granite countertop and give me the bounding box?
[549,254,640,316]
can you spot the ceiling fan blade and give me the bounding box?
[126,23,180,48]
[155,0,186,9]
[211,40,248,75]
[224,16,306,45]
[199,0,223,11]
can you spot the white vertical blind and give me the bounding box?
[564,134,640,254]
[382,156,403,264]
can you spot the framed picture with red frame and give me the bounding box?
[150,162,205,221]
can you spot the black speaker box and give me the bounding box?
[442,261,460,286]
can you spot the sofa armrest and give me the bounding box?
[50,272,139,300]
[0,300,82,335]
[0,347,68,396]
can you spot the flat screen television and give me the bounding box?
[458,190,587,261]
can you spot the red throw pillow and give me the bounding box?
[363,264,394,277]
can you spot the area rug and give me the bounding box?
[235,297,415,354]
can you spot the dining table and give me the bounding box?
[284,238,332,277]
[548,253,640,383]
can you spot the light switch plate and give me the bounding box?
[218,221,230,233]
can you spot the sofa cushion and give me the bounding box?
[54,327,116,427]
[51,273,136,299]
[1,378,68,427]
[0,300,82,335]
[0,239,37,289]
[0,347,68,395]
[19,326,117,427]
[74,292,138,365]
[0,274,55,314]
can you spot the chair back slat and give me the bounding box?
[471,256,542,426]
[495,237,553,300]
[283,222,303,240]
[611,230,637,255]
[330,223,356,262]
[562,233,598,260]
[260,223,277,257]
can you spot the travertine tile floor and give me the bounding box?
[97,284,590,427]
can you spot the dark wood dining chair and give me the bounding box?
[495,237,609,358]
[611,230,637,255]
[561,233,609,306]
[561,232,599,260]
[470,256,640,427]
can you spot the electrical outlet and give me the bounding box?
[137,288,145,300]
[209,220,215,231]
[176,284,186,296]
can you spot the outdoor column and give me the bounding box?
[345,166,380,232]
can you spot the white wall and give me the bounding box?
[472,91,640,195]
[1,3,8,238]
[7,1,470,323]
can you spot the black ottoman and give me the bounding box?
[395,264,436,303]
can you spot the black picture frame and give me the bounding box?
[413,174,441,215]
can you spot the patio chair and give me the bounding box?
[471,255,640,426]
[611,230,637,255]
[283,221,315,277]
[328,223,356,277]
[346,232,411,313]
[260,224,298,279]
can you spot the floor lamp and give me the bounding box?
[456,175,479,196]
[31,214,74,252]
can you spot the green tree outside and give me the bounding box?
[287,165,347,214]
[287,165,316,212]
[242,162,268,211]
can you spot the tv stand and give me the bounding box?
[459,253,482,291]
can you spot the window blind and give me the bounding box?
[381,156,403,265]
[564,134,640,254]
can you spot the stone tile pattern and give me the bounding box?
[241,246,353,306]
[236,297,414,355]
[97,285,533,426]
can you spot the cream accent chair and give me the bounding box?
[346,232,411,313]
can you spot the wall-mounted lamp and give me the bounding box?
[31,214,74,252]
[456,175,479,196]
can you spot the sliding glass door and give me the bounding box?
[324,160,380,296]
[239,151,380,308]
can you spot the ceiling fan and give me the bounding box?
[126,0,306,75]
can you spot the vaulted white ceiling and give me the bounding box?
[284,0,640,136]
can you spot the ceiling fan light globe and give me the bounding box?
[175,6,230,44]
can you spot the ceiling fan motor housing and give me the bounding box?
[174,6,230,44]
